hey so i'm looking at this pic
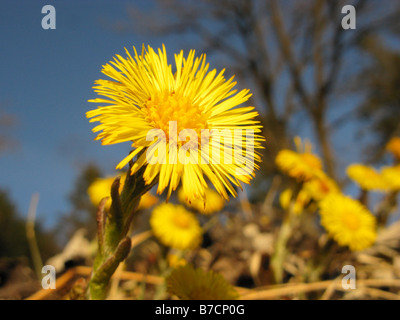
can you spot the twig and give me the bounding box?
[131,230,153,248]
[320,276,341,300]
[27,264,400,301]
[26,265,251,300]
[25,268,77,300]
[360,287,400,300]
[240,279,400,300]
[26,193,42,280]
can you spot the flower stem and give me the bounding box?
[271,183,302,283]
[86,163,156,300]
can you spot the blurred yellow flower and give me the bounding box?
[276,149,322,181]
[319,194,377,251]
[346,164,388,192]
[178,187,225,215]
[88,174,157,211]
[386,137,400,160]
[166,264,239,300]
[137,192,159,210]
[279,188,310,214]
[87,44,264,204]
[167,253,187,268]
[381,165,400,191]
[150,203,202,250]
[303,172,340,202]
[280,171,339,214]
[87,175,126,211]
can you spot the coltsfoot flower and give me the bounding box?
[346,164,388,192]
[87,175,126,211]
[178,187,225,215]
[302,171,339,202]
[276,149,322,181]
[381,165,400,191]
[150,203,202,250]
[166,264,239,300]
[87,45,264,203]
[386,137,400,161]
[319,193,377,251]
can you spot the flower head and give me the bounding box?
[381,165,400,191]
[150,203,202,250]
[167,253,187,268]
[166,264,239,300]
[319,194,377,251]
[87,45,263,203]
[302,171,339,202]
[276,149,322,181]
[137,191,159,210]
[386,137,400,160]
[346,164,388,192]
[178,187,225,215]
[280,171,339,214]
[87,175,126,211]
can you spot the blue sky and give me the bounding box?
[0,1,167,228]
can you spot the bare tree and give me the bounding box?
[110,0,400,180]
[356,35,400,161]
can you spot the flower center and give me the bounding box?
[341,212,360,231]
[172,211,192,229]
[145,91,208,142]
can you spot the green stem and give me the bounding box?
[89,237,132,299]
[271,183,302,283]
[306,238,337,283]
[87,161,157,300]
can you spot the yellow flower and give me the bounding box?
[150,203,202,250]
[346,164,388,191]
[87,44,263,203]
[178,187,225,215]
[276,149,322,181]
[280,172,339,214]
[167,253,187,268]
[319,194,377,251]
[166,264,239,300]
[137,192,158,210]
[381,165,400,190]
[276,137,324,181]
[87,175,126,211]
[88,174,157,211]
[279,188,310,214]
[303,171,340,202]
[386,137,400,160]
